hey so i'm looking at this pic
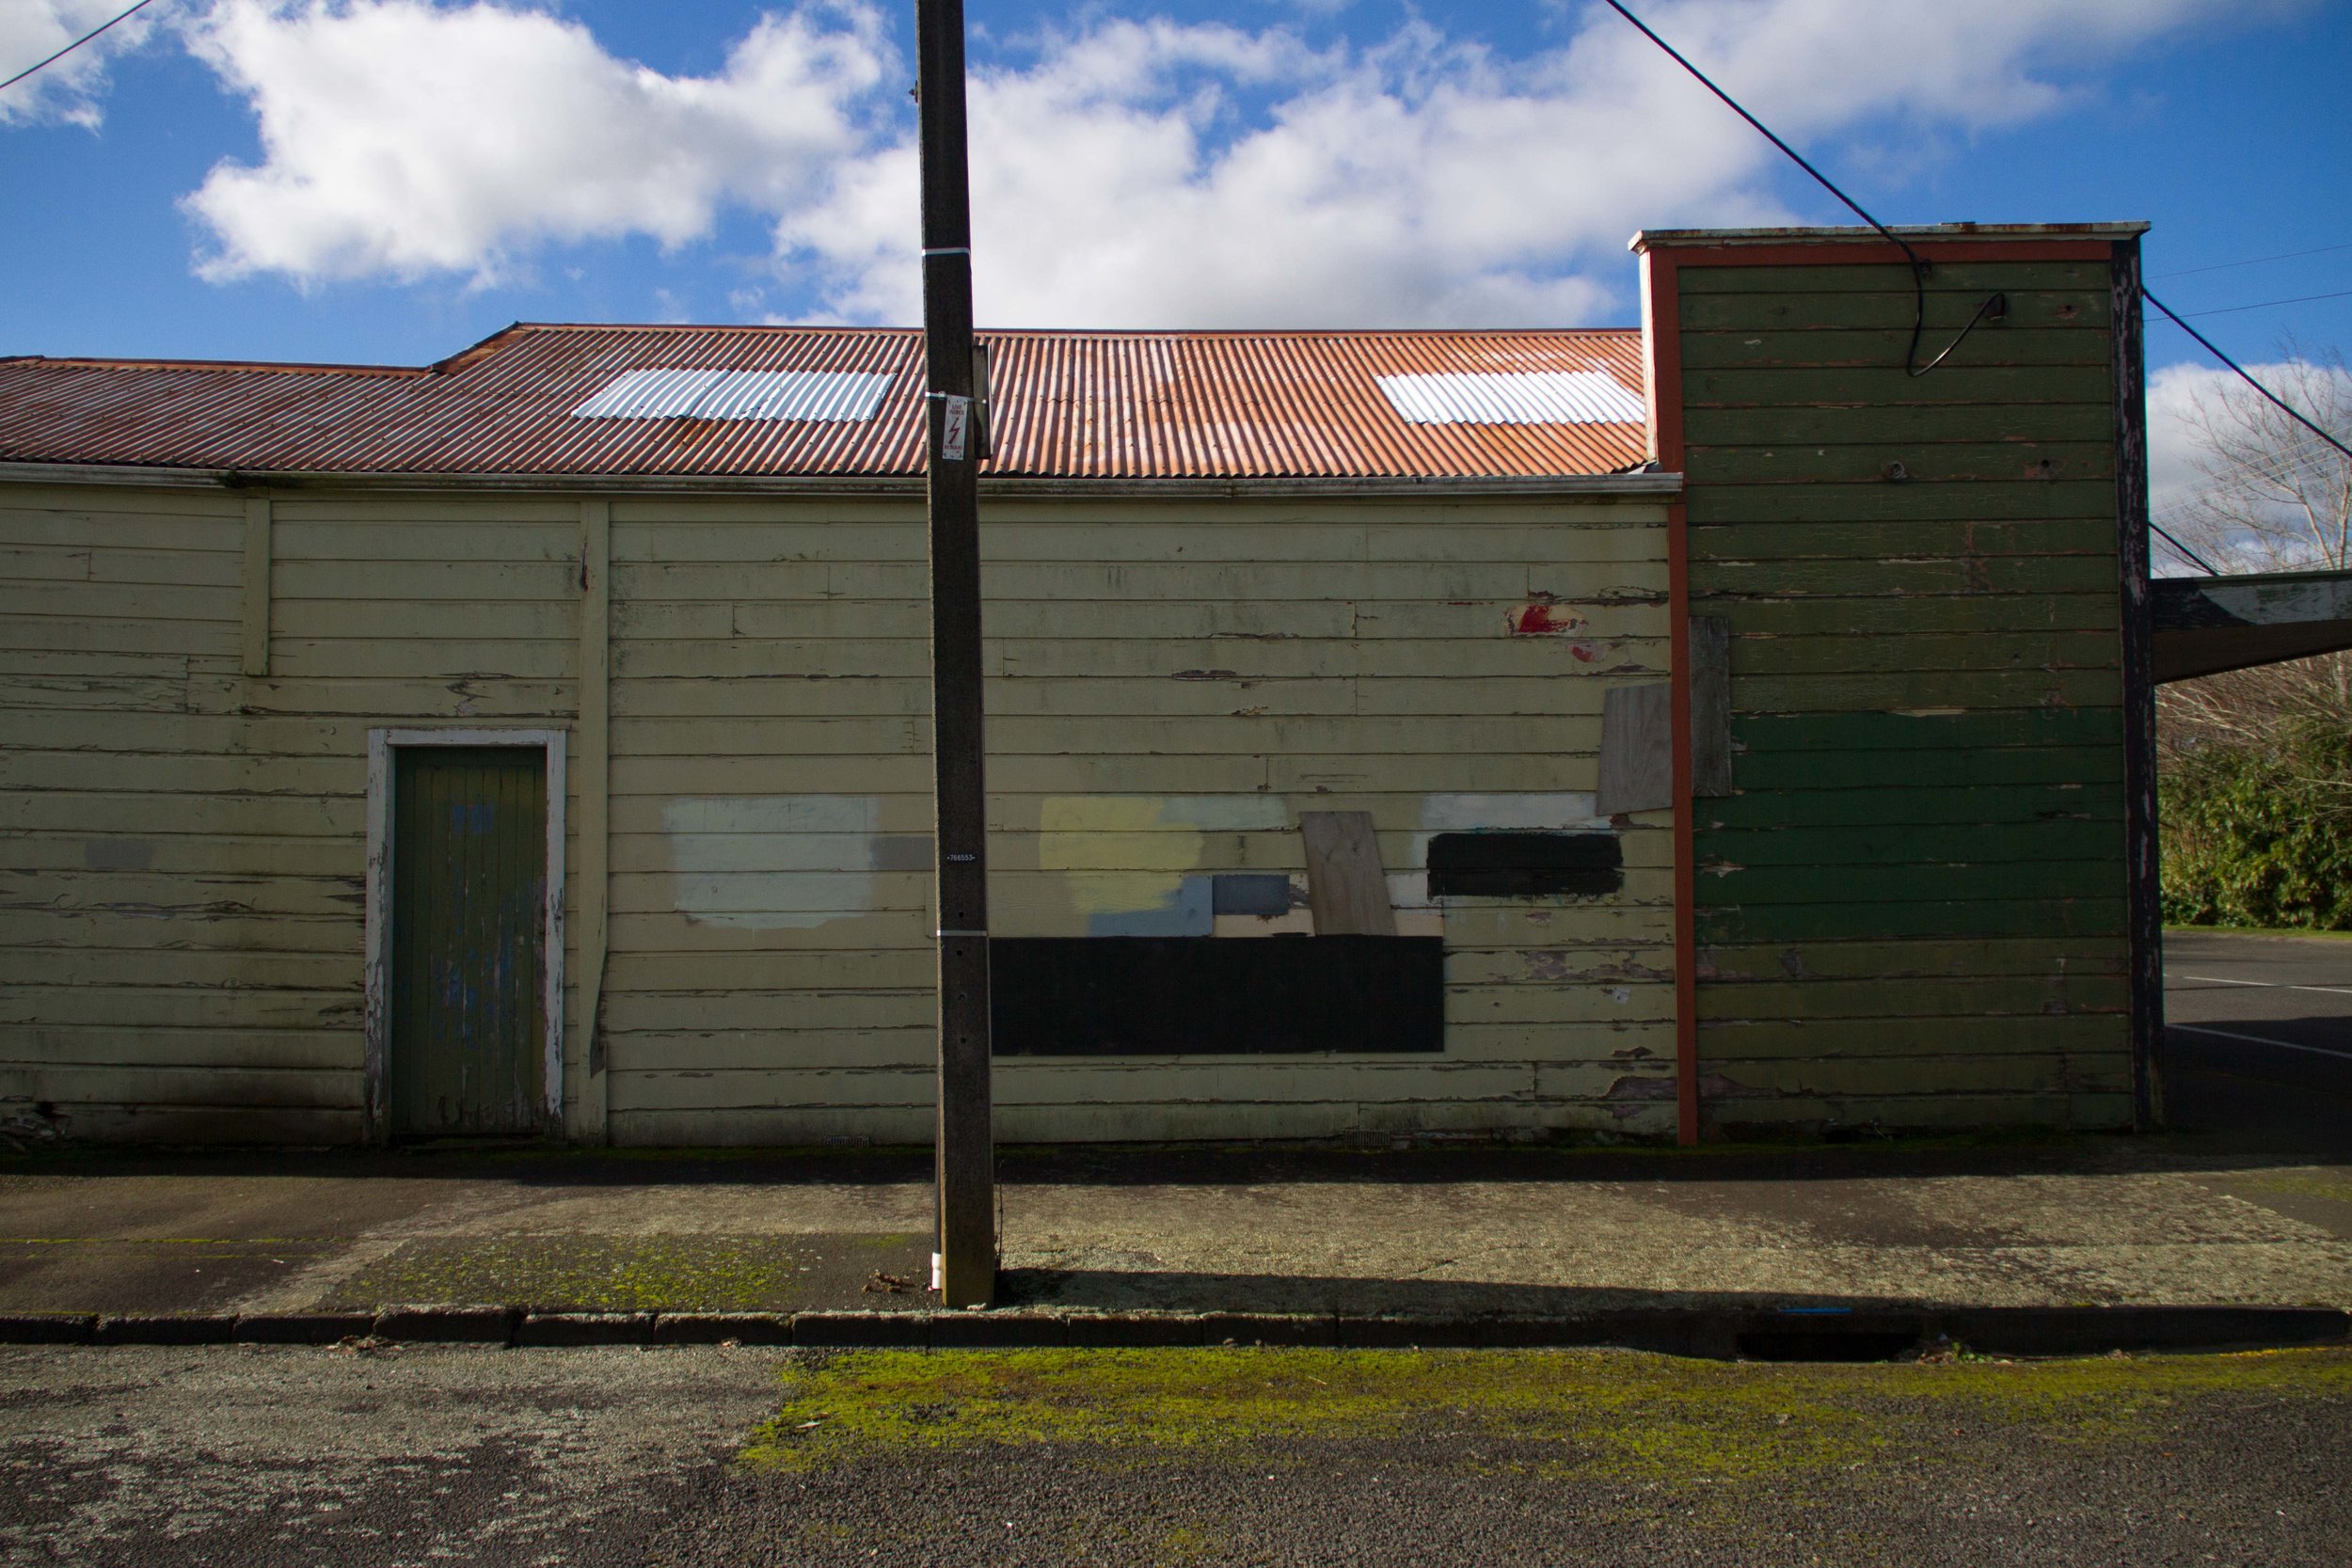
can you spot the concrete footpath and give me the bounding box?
[4,1133,2350,1354]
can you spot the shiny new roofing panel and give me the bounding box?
[0,324,1650,481]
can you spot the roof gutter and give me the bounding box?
[0,461,1682,500]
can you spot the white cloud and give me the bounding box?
[777,0,2241,327]
[2149,360,2234,523]
[2148,355,2352,570]
[167,0,2248,323]
[0,0,163,126]
[181,0,891,285]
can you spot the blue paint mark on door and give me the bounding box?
[390,748,547,1136]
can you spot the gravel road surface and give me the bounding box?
[5,1342,2347,1567]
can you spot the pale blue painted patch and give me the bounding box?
[1088,874,1214,936]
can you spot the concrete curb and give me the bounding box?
[2,1305,2346,1358]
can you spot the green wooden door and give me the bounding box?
[390,747,548,1137]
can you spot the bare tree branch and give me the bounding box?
[2157,340,2352,772]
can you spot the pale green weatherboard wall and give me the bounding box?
[0,483,1676,1145]
[1678,256,2135,1132]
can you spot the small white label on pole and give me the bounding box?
[941,395,971,461]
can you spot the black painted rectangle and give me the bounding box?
[991,936,1444,1055]
[1425,832,1624,897]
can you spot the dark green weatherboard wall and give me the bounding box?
[1681,257,2135,1132]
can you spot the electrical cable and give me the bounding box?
[1597,1,2345,576]
[2177,287,2352,319]
[2149,521,2220,576]
[2154,241,2352,280]
[0,0,164,96]
[2145,288,2352,466]
[1597,0,2004,378]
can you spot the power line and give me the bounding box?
[1595,0,2001,379]
[1594,1,2344,578]
[0,0,163,97]
[2146,288,2352,467]
[2178,287,2352,320]
[2153,242,2352,280]
[1597,2,1915,267]
[2150,521,2220,575]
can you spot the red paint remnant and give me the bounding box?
[1568,641,1597,662]
[1507,603,1589,637]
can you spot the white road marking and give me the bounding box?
[2172,973,2352,998]
[2169,1022,2352,1062]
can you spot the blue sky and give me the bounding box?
[3,0,2347,394]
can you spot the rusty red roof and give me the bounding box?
[0,324,1650,481]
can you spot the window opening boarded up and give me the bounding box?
[390,747,548,1136]
[991,937,1444,1054]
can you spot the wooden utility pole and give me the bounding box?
[914,0,995,1308]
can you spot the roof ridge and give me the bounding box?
[1,355,427,377]
[485,323,1639,339]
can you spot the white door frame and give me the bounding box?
[365,728,567,1142]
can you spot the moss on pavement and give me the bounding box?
[743,1345,2352,1483]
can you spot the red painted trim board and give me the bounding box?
[1636,238,2114,269]
[1643,249,1700,1148]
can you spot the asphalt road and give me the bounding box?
[2162,929,2352,1157]
[4,1343,2349,1568]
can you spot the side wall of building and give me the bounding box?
[0,482,1677,1145]
[0,485,582,1143]
[1663,250,2136,1132]
[603,492,1676,1143]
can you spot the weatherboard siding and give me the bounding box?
[602,493,1677,1145]
[2,482,1673,1145]
[0,484,581,1143]
[1676,256,2134,1132]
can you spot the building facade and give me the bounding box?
[0,223,2159,1147]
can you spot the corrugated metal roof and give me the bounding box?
[0,324,1648,480]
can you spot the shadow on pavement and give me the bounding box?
[996,1265,1933,1318]
[2159,1028,2352,1164]
[3,1132,2337,1193]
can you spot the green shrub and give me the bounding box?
[2161,720,2352,929]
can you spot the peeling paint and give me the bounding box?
[1603,1073,1676,1119]
[1523,951,1671,985]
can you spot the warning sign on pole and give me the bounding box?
[941,394,972,462]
